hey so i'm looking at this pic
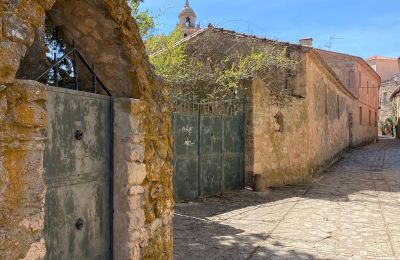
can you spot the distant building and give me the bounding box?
[367,56,400,133]
[367,56,399,82]
[178,0,201,38]
[316,49,381,141]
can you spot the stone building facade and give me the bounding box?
[0,1,173,259]
[317,50,381,146]
[179,27,379,187]
[379,76,399,128]
[367,56,399,82]
[367,57,400,134]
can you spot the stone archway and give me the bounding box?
[0,1,173,259]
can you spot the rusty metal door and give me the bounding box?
[43,87,112,259]
[173,97,245,200]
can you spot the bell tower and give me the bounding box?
[178,0,201,37]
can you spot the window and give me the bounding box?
[185,17,191,27]
[325,86,328,115]
[274,111,284,132]
[359,106,363,125]
[375,111,378,127]
[369,110,371,126]
[337,95,340,119]
[359,72,362,88]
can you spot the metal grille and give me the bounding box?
[36,40,112,96]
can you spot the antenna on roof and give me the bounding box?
[324,36,344,51]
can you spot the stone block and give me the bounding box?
[124,143,145,163]
[127,162,147,185]
[3,15,35,45]
[14,80,47,102]
[12,103,47,128]
[0,41,27,84]
[0,0,22,12]
[128,230,141,243]
[128,185,144,196]
[17,0,45,28]
[34,0,56,10]
[127,195,142,210]
[18,211,44,233]
[21,238,46,260]
[0,95,7,122]
[128,209,145,231]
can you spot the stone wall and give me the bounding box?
[245,79,311,187]
[0,80,47,259]
[245,50,359,188]
[379,79,398,126]
[306,51,355,168]
[317,49,380,146]
[113,98,173,260]
[0,0,173,259]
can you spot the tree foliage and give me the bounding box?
[133,1,299,102]
[129,0,155,40]
[147,27,299,102]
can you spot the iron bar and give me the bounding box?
[74,50,111,96]
[53,52,58,87]
[36,39,112,96]
[72,40,79,91]
[35,49,74,81]
[92,64,97,93]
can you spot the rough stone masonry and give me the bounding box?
[0,0,173,259]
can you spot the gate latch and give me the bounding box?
[75,218,84,230]
[75,130,83,140]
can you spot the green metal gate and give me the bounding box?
[173,97,245,200]
[43,87,112,259]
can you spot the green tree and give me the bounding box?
[147,27,298,102]
[129,0,156,40]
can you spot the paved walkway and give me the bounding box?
[174,138,400,259]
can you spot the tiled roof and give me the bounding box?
[367,56,397,61]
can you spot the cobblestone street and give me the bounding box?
[174,138,400,259]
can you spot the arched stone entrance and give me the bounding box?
[0,1,173,259]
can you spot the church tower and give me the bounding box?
[178,0,201,37]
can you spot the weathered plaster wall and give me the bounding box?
[367,57,399,82]
[1,0,173,259]
[245,79,310,187]
[114,98,173,260]
[305,51,354,169]
[352,61,379,146]
[317,50,379,146]
[0,80,47,259]
[245,50,358,188]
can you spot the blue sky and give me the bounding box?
[140,0,400,59]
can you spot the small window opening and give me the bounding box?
[337,94,340,119]
[369,110,371,126]
[186,17,191,27]
[274,111,284,133]
[359,106,363,125]
[325,86,328,115]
